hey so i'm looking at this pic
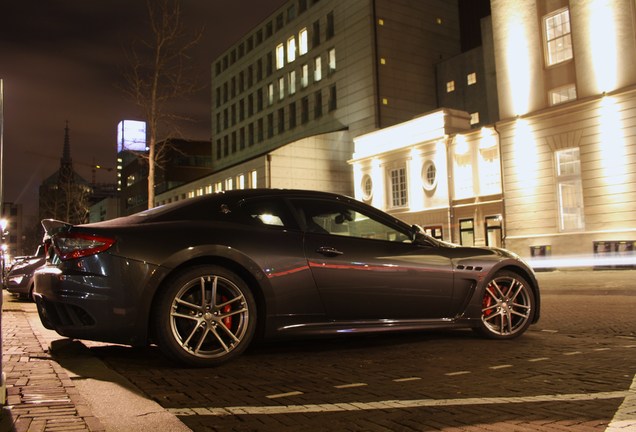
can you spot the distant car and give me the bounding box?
[34,189,541,367]
[6,252,46,301]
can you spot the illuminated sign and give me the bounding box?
[117,120,147,153]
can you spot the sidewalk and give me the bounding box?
[1,291,104,431]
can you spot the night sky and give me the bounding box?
[0,0,287,218]
[0,0,487,220]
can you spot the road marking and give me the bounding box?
[489,364,513,370]
[168,391,628,417]
[541,329,559,333]
[445,371,471,376]
[393,377,421,382]
[605,373,636,432]
[563,351,582,356]
[266,391,304,399]
[528,357,550,362]
[334,383,367,389]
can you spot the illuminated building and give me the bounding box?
[492,0,636,266]
[156,0,462,205]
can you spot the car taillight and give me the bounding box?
[53,233,115,261]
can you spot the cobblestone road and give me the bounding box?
[85,270,636,431]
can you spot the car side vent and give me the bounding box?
[456,265,483,271]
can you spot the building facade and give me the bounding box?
[205,0,461,197]
[491,0,636,265]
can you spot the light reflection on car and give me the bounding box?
[34,189,540,367]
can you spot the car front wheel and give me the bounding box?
[477,271,535,339]
[154,265,256,367]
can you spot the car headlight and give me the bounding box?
[7,275,24,285]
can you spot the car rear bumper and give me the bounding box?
[33,256,162,346]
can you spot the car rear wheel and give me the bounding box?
[477,271,535,339]
[154,265,256,367]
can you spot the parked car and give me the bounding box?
[5,246,46,300]
[34,189,540,367]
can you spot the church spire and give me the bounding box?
[62,120,72,165]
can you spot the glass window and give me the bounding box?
[291,199,411,242]
[278,76,285,100]
[485,216,502,248]
[268,83,274,105]
[328,48,336,72]
[289,70,296,95]
[301,64,309,88]
[421,160,437,191]
[555,148,585,231]
[328,85,337,111]
[446,81,455,93]
[299,28,308,55]
[239,198,296,229]
[544,8,573,66]
[549,84,577,106]
[314,56,322,82]
[287,36,296,63]
[470,112,480,125]
[314,90,323,118]
[276,44,285,69]
[467,72,477,85]
[327,11,334,39]
[459,219,474,246]
[361,174,373,201]
[388,166,408,208]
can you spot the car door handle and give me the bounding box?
[316,246,343,256]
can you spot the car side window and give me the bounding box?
[236,198,297,229]
[290,199,411,242]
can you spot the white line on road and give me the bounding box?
[605,373,636,432]
[266,391,304,399]
[334,383,367,389]
[168,391,628,417]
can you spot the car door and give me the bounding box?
[289,198,455,320]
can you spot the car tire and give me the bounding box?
[154,265,257,367]
[476,270,535,340]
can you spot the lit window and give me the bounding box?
[382,98,388,105]
[467,72,477,85]
[378,18,384,26]
[278,76,285,100]
[549,84,577,106]
[361,174,373,201]
[225,177,233,190]
[237,174,245,189]
[314,56,322,81]
[276,44,285,69]
[446,81,455,92]
[301,64,309,88]
[289,70,296,95]
[544,8,573,66]
[459,219,474,246]
[268,83,274,105]
[250,170,257,188]
[287,36,296,63]
[555,148,585,231]
[421,161,437,191]
[328,48,336,72]
[388,166,408,208]
[215,182,223,192]
[470,112,480,125]
[299,28,308,55]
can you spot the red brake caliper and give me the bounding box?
[221,295,232,328]
[482,287,494,316]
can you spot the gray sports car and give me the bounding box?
[34,189,540,367]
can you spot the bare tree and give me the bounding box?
[121,0,203,209]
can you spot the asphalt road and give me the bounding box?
[10,270,636,431]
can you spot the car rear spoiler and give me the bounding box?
[41,219,72,240]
